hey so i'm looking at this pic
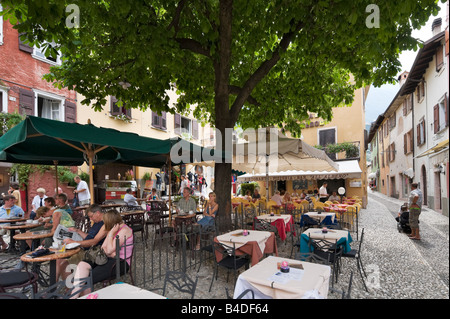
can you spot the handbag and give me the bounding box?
[83,245,108,265]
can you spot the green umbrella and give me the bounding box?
[0,116,217,204]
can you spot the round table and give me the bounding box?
[0,217,28,224]
[21,247,81,286]
[14,228,53,252]
[1,222,44,253]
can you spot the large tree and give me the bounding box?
[1,0,441,230]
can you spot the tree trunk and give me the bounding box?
[215,161,232,232]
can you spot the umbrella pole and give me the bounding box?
[88,152,94,204]
[54,161,59,196]
[168,159,172,224]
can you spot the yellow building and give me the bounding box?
[240,85,369,207]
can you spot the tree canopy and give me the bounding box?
[1,0,442,135]
[1,0,442,229]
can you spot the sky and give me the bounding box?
[365,1,448,126]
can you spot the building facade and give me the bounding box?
[1,11,77,210]
[368,17,449,216]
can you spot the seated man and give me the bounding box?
[0,195,25,251]
[328,191,340,202]
[176,187,197,214]
[124,188,139,206]
[56,204,107,281]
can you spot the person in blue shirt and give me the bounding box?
[0,194,25,219]
[0,195,25,251]
[55,204,107,281]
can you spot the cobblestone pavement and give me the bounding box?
[1,191,448,299]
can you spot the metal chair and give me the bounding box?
[307,237,342,286]
[209,241,250,292]
[341,228,368,292]
[0,269,38,294]
[32,270,93,299]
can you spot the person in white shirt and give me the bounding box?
[31,187,48,219]
[271,191,283,206]
[74,176,91,206]
[124,188,138,206]
[319,182,329,203]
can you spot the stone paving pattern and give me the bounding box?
[1,191,448,299]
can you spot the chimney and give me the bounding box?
[432,18,442,36]
[397,71,409,86]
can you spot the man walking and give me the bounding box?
[74,176,91,206]
[408,182,423,241]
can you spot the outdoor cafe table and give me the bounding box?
[1,221,44,253]
[233,256,331,299]
[21,247,81,286]
[79,282,167,299]
[215,229,278,266]
[256,214,294,241]
[14,228,53,252]
[300,228,353,254]
[304,212,336,224]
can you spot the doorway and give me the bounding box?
[276,181,287,194]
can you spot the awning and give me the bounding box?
[237,159,362,182]
[368,172,377,179]
[403,168,414,179]
[416,139,449,158]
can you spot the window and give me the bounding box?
[32,41,62,65]
[402,95,412,115]
[0,86,8,113]
[436,45,444,72]
[318,127,336,160]
[110,96,131,119]
[403,129,413,154]
[433,94,448,133]
[416,80,425,102]
[151,110,167,130]
[34,90,64,121]
[389,143,395,162]
[417,119,426,146]
[174,113,198,139]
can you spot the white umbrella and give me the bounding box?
[233,129,338,196]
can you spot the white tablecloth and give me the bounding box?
[79,283,167,299]
[234,256,331,299]
[305,212,336,223]
[216,229,272,257]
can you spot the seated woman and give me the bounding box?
[283,192,292,204]
[71,210,133,298]
[195,192,218,250]
[27,205,75,248]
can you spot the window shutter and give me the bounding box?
[174,113,181,135]
[445,93,448,127]
[161,112,167,130]
[417,124,420,145]
[18,32,33,53]
[19,88,34,115]
[436,46,444,71]
[433,104,439,133]
[409,130,413,153]
[110,96,120,115]
[192,119,198,139]
[64,100,77,123]
[404,134,407,154]
[151,111,160,129]
[125,106,131,118]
